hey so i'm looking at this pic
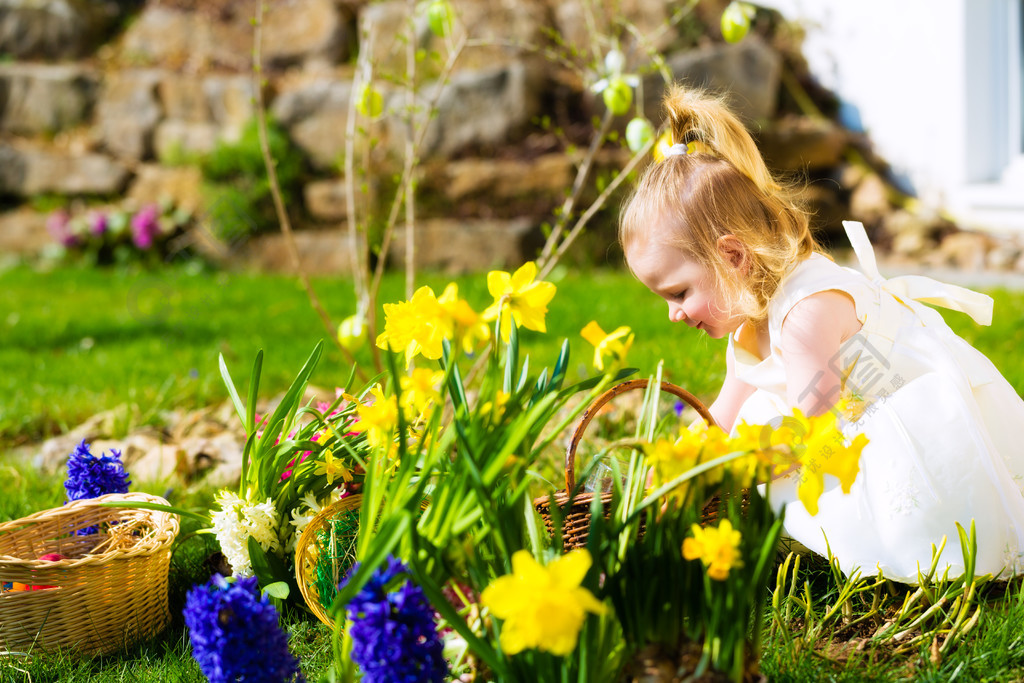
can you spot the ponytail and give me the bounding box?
[620,86,820,323]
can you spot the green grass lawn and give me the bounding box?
[0,263,726,452]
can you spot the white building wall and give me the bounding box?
[761,0,1024,233]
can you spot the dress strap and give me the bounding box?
[843,221,994,326]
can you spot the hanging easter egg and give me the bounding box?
[625,118,655,153]
[427,0,453,38]
[602,77,633,117]
[337,314,366,353]
[721,2,755,44]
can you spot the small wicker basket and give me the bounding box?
[0,492,179,657]
[295,495,363,626]
[534,379,734,550]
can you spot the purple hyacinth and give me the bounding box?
[130,204,161,250]
[47,209,77,247]
[342,556,448,683]
[90,211,109,236]
[183,574,303,683]
[64,440,131,501]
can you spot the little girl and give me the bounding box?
[620,86,1024,583]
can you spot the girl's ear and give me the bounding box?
[717,234,749,272]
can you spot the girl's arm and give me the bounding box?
[709,349,757,431]
[779,290,862,416]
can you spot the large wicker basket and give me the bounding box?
[534,379,733,550]
[0,492,179,657]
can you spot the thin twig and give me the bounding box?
[537,135,654,280]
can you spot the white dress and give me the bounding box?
[732,221,1024,583]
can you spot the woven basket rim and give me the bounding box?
[0,492,179,567]
[295,494,365,626]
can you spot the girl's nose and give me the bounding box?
[668,301,687,324]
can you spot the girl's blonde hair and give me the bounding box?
[619,86,819,322]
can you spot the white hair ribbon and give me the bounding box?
[664,142,690,158]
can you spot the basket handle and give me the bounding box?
[565,379,717,491]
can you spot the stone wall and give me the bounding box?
[3,0,1015,274]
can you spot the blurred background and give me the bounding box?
[1,0,1021,275]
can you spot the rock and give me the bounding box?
[0,63,98,136]
[157,75,210,123]
[647,37,782,125]
[154,119,220,159]
[933,231,992,270]
[271,76,353,170]
[202,74,258,142]
[304,178,378,222]
[553,0,676,54]
[264,0,353,69]
[0,206,50,254]
[412,61,543,157]
[96,69,164,162]
[986,241,1021,271]
[387,217,536,273]
[0,140,129,196]
[849,173,891,226]
[126,164,204,214]
[757,116,849,172]
[0,0,123,60]
[242,228,362,275]
[117,5,252,72]
[440,153,573,201]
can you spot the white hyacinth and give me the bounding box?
[285,489,342,552]
[211,490,282,577]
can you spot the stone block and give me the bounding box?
[644,37,782,126]
[0,140,129,196]
[757,116,850,172]
[388,217,536,274]
[264,0,354,68]
[413,61,542,158]
[0,63,98,136]
[154,119,220,160]
[127,164,204,215]
[0,0,123,60]
[96,69,164,161]
[0,206,50,255]
[272,76,353,169]
[242,228,361,275]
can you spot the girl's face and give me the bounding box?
[627,238,747,339]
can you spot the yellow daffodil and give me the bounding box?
[682,518,743,581]
[645,425,732,501]
[350,385,399,450]
[313,448,352,485]
[375,286,452,366]
[580,320,634,371]
[438,282,490,353]
[482,262,556,343]
[785,408,868,516]
[399,367,444,418]
[480,549,606,656]
[479,390,510,424]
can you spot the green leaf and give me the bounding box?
[246,349,264,434]
[263,581,291,600]
[219,353,246,427]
